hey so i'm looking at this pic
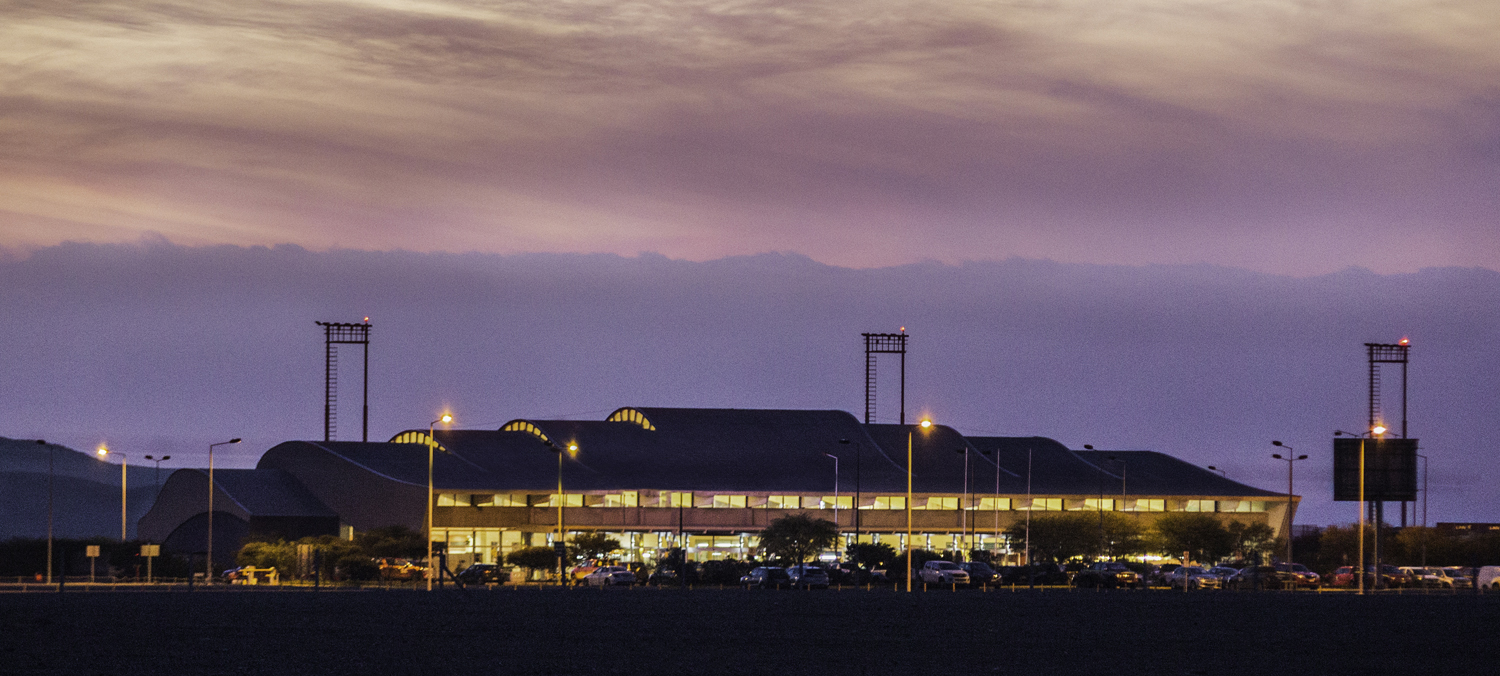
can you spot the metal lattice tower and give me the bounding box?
[862,331,908,424]
[1366,340,1411,526]
[318,321,372,442]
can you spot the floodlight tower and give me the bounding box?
[317,320,372,442]
[862,330,908,424]
[1366,339,1410,526]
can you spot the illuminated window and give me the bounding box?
[767,495,800,509]
[921,497,958,510]
[1221,501,1266,513]
[472,494,496,507]
[1019,498,1062,511]
[499,420,550,444]
[1126,499,1165,512]
[974,497,1011,511]
[436,493,471,507]
[819,496,853,510]
[1182,500,1217,512]
[712,495,747,508]
[666,492,694,508]
[871,496,906,510]
[389,431,446,453]
[1071,498,1114,511]
[605,408,657,431]
[493,494,527,507]
[538,494,584,507]
[602,492,639,508]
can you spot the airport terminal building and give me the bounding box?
[140,407,1290,570]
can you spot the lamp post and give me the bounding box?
[838,439,862,540]
[96,445,128,542]
[1086,444,1106,559]
[40,440,53,584]
[206,437,241,581]
[823,453,840,540]
[907,419,932,592]
[955,447,969,559]
[1336,426,1386,594]
[426,415,452,591]
[1270,441,1308,564]
[543,437,579,585]
[980,448,1001,557]
[144,455,171,488]
[1417,452,1428,565]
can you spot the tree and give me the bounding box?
[354,525,426,559]
[1007,513,1097,562]
[1226,521,1276,562]
[758,514,838,564]
[507,546,560,577]
[571,533,622,561]
[1152,513,1234,564]
[846,542,897,568]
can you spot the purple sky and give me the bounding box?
[2,1,1498,274]
[2,242,1497,528]
[2,2,1498,528]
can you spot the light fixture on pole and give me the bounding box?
[823,453,840,540]
[1270,441,1308,565]
[955,447,969,559]
[96,445,128,542]
[542,437,579,585]
[1336,426,1386,595]
[206,437,242,581]
[40,440,53,584]
[144,455,171,488]
[906,419,932,592]
[838,439,862,540]
[1207,466,1226,477]
[427,414,452,591]
[1085,444,1106,559]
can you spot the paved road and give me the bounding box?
[3,587,1495,675]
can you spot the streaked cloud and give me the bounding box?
[1,0,1497,273]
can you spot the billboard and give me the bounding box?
[1333,438,1417,502]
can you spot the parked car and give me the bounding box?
[1000,564,1069,586]
[1274,563,1321,589]
[958,561,997,586]
[786,564,831,589]
[918,560,970,586]
[376,557,425,581]
[1226,566,1294,590]
[582,566,637,586]
[1398,567,1444,588]
[1072,561,1140,589]
[1476,566,1500,590]
[1439,567,1473,589]
[455,563,509,585]
[1167,565,1220,590]
[1207,566,1241,585]
[1148,564,1182,588]
[740,567,792,589]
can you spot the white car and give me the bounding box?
[1168,565,1220,590]
[1399,567,1444,588]
[582,566,637,587]
[918,560,970,585]
[1475,566,1500,591]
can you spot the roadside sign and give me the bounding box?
[553,542,567,556]
[87,545,101,557]
[140,544,160,557]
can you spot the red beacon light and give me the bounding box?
[1399,337,1409,346]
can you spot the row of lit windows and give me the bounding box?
[606,408,657,431]
[435,493,1265,512]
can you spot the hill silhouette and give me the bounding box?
[0,437,162,539]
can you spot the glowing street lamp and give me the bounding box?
[906,418,932,592]
[1270,441,1308,564]
[207,438,242,580]
[542,438,579,584]
[427,414,452,591]
[96,445,128,542]
[1336,426,1386,594]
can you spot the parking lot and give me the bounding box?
[3,586,1497,675]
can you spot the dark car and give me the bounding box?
[1000,564,1070,586]
[958,561,997,586]
[1226,566,1294,590]
[1273,562,1320,589]
[455,563,508,585]
[1072,561,1141,589]
[740,566,792,589]
[786,564,831,589]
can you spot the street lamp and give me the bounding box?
[823,453,840,540]
[426,414,452,591]
[40,440,53,583]
[144,455,171,488]
[1336,425,1386,594]
[907,419,932,592]
[542,437,579,585]
[980,448,1001,557]
[207,437,242,581]
[1270,441,1308,565]
[955,447,969,559]
[1085,444,1106,559]
[838,439,863,540]
[96,445,128,542]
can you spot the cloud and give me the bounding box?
[0,1,1496,273]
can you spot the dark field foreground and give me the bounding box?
[3,588,1496,676]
